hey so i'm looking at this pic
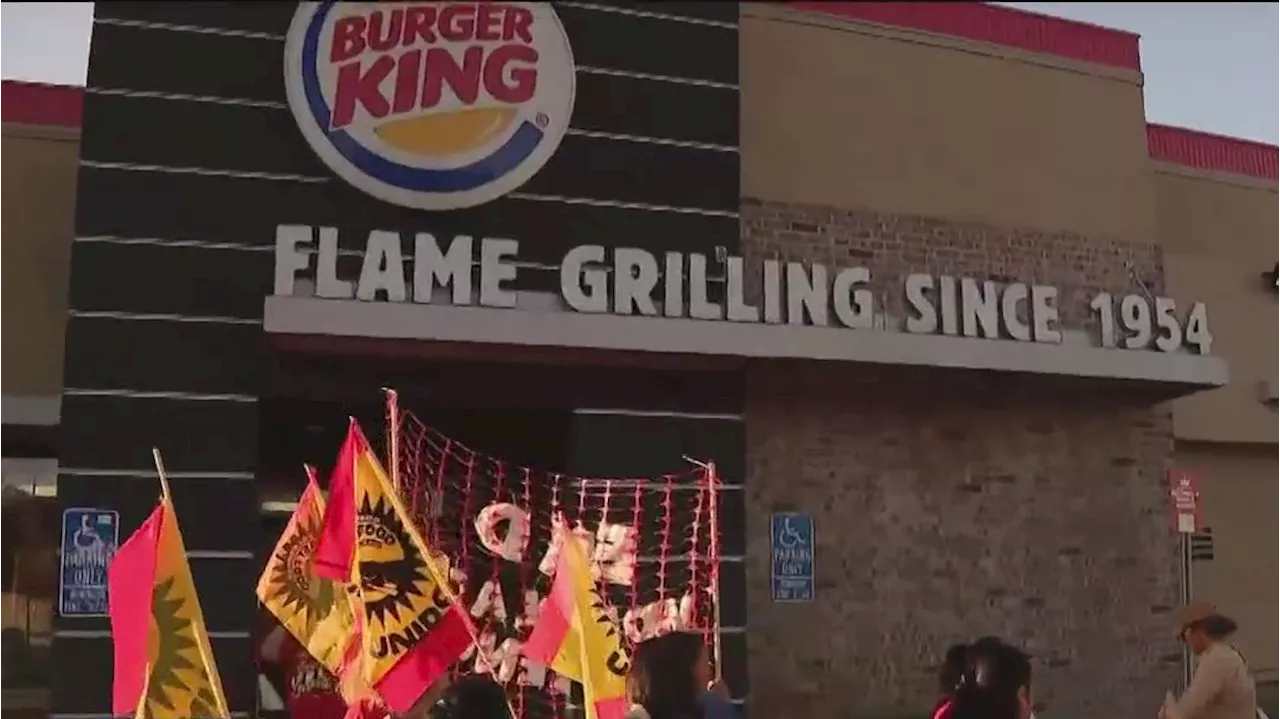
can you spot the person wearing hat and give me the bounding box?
[1159,601,1256,719]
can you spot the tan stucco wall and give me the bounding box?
[741,5,1154,245]
[1,125,78,399]
[1178,442,1278,677]
[1159,167,1279,445]
[1162,165,1278,681]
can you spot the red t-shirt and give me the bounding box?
[279,640,349,719]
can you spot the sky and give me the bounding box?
[1,2,1277,144]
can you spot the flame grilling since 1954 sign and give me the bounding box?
[274,4,1222,370]
[284,2,576,211]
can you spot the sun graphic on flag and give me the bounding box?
[265,512,340,631]
[590,585,630,659]
[589,589,621,641]
[355,493,433,631]
[145,577,220,718]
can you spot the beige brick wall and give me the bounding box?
[741,199,1182,719]
[740,198,1164,330]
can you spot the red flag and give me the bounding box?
[108,488,229,718]
[108,505,163,715]
[322,420,475,712]
[315,418,360,581]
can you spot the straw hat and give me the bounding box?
[1174,601,1216,635]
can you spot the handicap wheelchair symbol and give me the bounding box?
[776,517,807,548]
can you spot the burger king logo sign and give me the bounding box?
[284,2,576,211]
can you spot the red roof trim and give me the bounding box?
[1147,124,1279,182]
[2,81,1276,182]
[2,80,83,128]
[791,2,1141,72]
[786,3,1275,181]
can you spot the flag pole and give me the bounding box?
[135,661,152,718]
[151,448,172,503]
[705,462,724,681]
[684,456,724,679]
[384,388,401,491]
[150,448,229,716]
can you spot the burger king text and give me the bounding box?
[327,4,540,130]
[284,2,575,211]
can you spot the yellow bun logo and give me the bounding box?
[284,2,576,211]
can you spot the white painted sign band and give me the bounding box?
[274,225,1216,357]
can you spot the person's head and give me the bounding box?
[938,643,969,697]
[945,637,1033,719]
[627,631,711,719]
[427,674,509,719]
[1176,601,1239,655]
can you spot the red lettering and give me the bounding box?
[475,4,503,41]
[420,46,483,109]
[324,4,544,123]
[483,45,538,104]
[502,6,534,43]
[330,16,367,63]
[393,50,422,114]
[331,56,394,129]
[403,6,437,46]
[327,3,535,65]
[367,9,404,53]
[439,4,476,42]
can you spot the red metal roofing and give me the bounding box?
[2,80,82,128]
[1147,124,1279,182]
[791,2,1141,72]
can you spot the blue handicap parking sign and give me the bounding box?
[770,512,815,602]
[59,508,120,617]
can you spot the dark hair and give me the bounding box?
[627,632,706,719]
[1194,614,1239,640]
[945,637,1032,719]
[939,644,969,695]
[430,675,511,719]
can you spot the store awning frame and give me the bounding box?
[263,295,1229,391]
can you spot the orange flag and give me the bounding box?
[108,465,230,718]
[316,420,474,713]
[524,519,630,719]
[256,467,357,675]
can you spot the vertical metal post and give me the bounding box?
[385,388,401,490]
[1180,532,1194,688]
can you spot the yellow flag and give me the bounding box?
[350,437,468,690]
[256,469,356,674]
[140,496,230,719]
[525,522,630,719]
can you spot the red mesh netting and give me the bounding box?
[387,399,723,718]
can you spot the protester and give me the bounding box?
[1160,601,1256,719]
[257,609,347,719]
[933,643,970,719]
[625,631,736,719]
[933,636,1033,719]
[426,674,513,719]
